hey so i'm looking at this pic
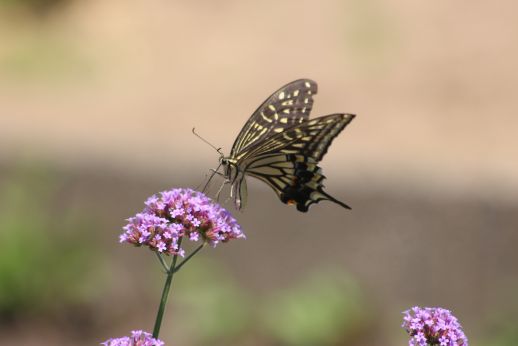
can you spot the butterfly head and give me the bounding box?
[219,156,231,176]
[220,156,241,183]
[219,156,231,174]
[219,156,229,166]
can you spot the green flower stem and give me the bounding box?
[151,238,208,339]
[173,241,206,274]
[155,252,170,273]
[152,237,183,338]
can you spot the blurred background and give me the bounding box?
[1,0,517,345]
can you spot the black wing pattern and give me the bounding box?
[241,113,355,212]
[230,79,318,158]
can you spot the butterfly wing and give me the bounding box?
[245,154,348,212]
[238,113,355,212]
[230,79,318,158]
[242,113,355,162]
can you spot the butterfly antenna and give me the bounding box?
[192,127,224,158]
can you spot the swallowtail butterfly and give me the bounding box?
[219,79,355,212]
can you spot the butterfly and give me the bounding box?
[218,79,355,212]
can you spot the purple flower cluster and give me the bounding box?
[402,306,468,346]
[120,188,244,255]
[101,330,164,346]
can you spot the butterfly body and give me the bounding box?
[221,79,355,212]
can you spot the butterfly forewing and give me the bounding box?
[230,79,318,158]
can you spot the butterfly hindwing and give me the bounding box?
[245,153,350,212]
[230,79,318,158]
[236,113,354,211]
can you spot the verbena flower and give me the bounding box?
[120,188,244,255]
[402,306,468,346]
[101,330,164,346]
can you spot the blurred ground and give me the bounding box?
[0,0,517,345]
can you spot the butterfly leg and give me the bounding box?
[215,178,230,202]
[199,163,223,193]
[209,168,225,177]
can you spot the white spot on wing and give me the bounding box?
[261,112,273,123]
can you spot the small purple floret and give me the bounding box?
[120,188,244,255]
[101,330,164,346]
[402,306,468,346]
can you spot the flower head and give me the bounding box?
[402,306,468,346]
[120,188,244,255]
[101,330,164,346]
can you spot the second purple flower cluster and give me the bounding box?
[102,330,164,346]
[402,306,468,346]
